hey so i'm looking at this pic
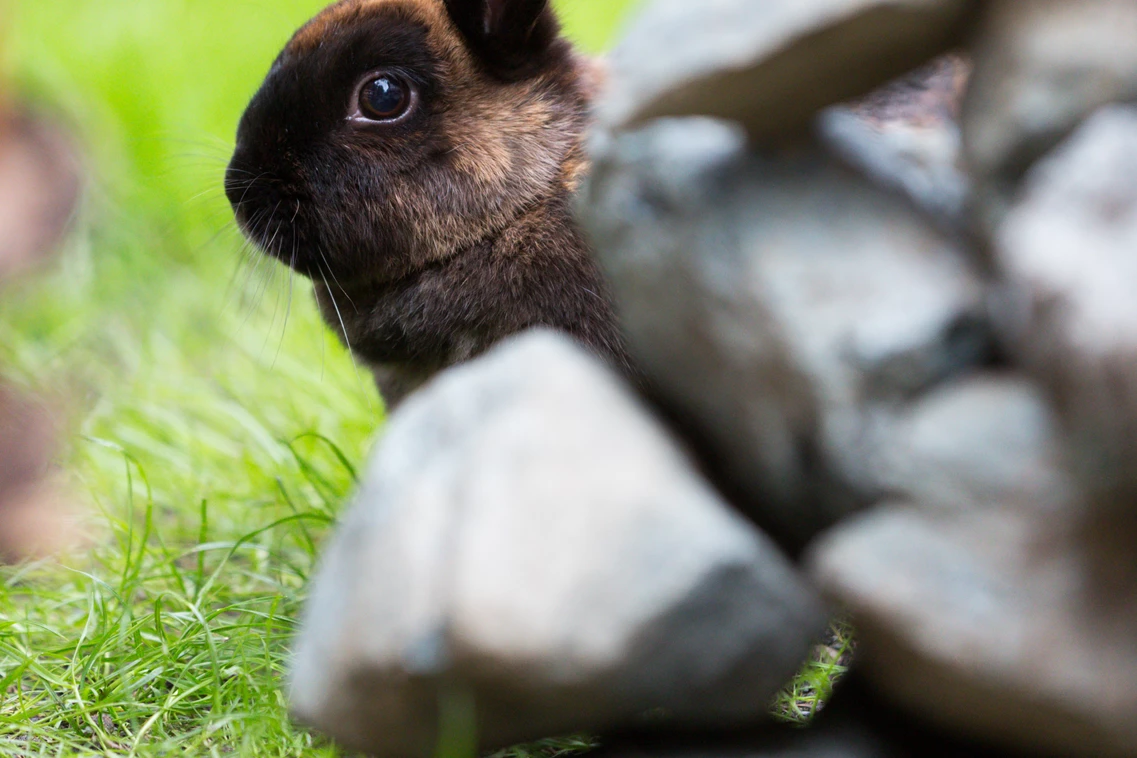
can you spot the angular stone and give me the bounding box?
[820,55,972,228]
[808,503,1137,758]
[963,0,1137,187]
[994,106,1137,507]
[289,331,826,757]
[580,118,988,546]
[873,375,1072,516]
[599,0,978,143]
[806,377,1120,756]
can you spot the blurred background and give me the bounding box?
[0,1,637,755]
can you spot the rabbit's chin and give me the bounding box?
[259,233,420,291]
[233,208,368,284]
[260,242,365,286]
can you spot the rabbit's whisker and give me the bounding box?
[231,206,277,326]
[318,261,376,414]
[317,248,358,313]
[274,229,299,368]
[252,201,286,319]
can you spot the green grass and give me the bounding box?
[0,0,843,755]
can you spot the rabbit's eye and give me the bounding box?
[358,75,412,121]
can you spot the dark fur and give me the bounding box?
[443,0,563,80]
[226,0,627,405]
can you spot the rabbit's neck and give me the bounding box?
[313,182,628,407]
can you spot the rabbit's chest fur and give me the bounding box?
[313,187,626,405]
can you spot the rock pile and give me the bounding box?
[290,0,1137,756]
[291,334,826,755]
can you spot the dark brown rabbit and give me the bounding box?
[226,0,628,406]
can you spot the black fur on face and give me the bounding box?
[225,0,581,288]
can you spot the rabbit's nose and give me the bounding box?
[224,158,250,210]
[226,158,283,221]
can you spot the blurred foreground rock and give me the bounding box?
[810,502,1137,757]
[995,106,1137,509]
[802,16,1137,756]
[963,0,1137,195]
[790,99,1137,757]
[600,0,978,143]
[291,333,826,756]
[582,117,988,547]
[820,55,972,226]
[873,375,1071,515]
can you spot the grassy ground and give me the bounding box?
[0,1,846,755]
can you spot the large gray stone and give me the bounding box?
[873,375,1072,516]
[289,331,826,757]
[808,502,1137,758]
[963,0,1137,189]
[806,376,1137,756]
[599,0,977,143]
[580,118,989,546]
[994,105,1137,507]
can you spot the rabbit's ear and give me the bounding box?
[443,0,562,80]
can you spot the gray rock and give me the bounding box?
[289,331,826,757]
[599,0,977,143]
[994,105,1137,507]
[873,375,1073,515]
[819,56,972,228]
[808,503,1137,758]
[580,118,989,545]
[963,0,1137,189]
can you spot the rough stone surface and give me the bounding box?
[994,105,1137,507]
[599,0,977,143]
[820,56,972,228]
[963,0,1137,188]
[873,375,1072,515]
[809,502,1137,758]
[289,331,826,757]
[580,118,989,546]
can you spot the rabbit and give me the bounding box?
[225,0,630,407]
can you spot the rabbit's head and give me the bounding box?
[226,0,590,285]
